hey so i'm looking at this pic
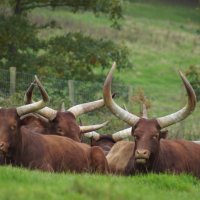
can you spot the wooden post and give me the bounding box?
[68,80,75,106]
[10,67,16,95]
[128,85,133,105]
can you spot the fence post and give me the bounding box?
[10,67,16,95]
[68,80,75,105]
[128,85,133,105]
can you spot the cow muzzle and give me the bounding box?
[0,142,9,155]
[135,149,150,164]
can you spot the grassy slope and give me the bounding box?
[0,166,200,200]
[30,2,200,137]
[30,2,200,101]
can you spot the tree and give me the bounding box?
[0,0,130,81]
[2,0,123,27]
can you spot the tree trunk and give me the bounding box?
[14,0,22,15]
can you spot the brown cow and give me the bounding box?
[83,128,132,155]
[0,75,49,164]
[103,62,200,178]
[22,81,108,142]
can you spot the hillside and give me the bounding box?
[28,1,200,137]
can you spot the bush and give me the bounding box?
[39,32,131,81]
[185,65,200,101]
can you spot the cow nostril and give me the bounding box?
[0,143,4,148]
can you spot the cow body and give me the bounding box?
[90,135,116,155]
[107,138,200,177]
[15,127,108,173]
[125,139,200,178]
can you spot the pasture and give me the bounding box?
[28,0,200,138]
[0,166,200,200]
[0,1,200,199]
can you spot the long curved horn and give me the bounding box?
[112,127,132,141]
[24,80,36,104]
[193,141,200,144]
[37,107,57,121]
[67,99,104,118]
[80,121,108,134]
[157,71,196,128]
[17,76,49,116]
[103,62,140,126]
[24,78,57,120]
[20,113,49,123]
[83,131,100,141]
[60,102,66,112]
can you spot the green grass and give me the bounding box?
[0,166,200,200]
[26,1,200,137]
[30,1,200,92]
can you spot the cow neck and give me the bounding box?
[151,139,171,173]
[9,125,23,166]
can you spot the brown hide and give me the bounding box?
[106,141,134,175]
[142,139,200,178]
[17,127,108,173]
[49,112,81,141]
[91,135,116,155]
[20,115,49,134]
[21,112,81,142]
[0,109,109,173]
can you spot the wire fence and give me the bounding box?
[0,68,199,140]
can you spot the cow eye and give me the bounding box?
[57,127,64,135]
[10,125,16,130]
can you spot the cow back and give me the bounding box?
[106,141,135,175]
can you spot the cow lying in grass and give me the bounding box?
[103,62,200,178]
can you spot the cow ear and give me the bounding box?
[160,130,168,139]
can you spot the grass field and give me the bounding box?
[29,1,200,137]
[0,166,200,200]
[30,1,200,99]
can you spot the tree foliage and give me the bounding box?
[0,15,130,81]
[2,0,123,27]
[0,15,44,70]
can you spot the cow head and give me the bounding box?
[24,82,108,141]
[84,127,132,154]
[103,62,196,167]
[0,109,20,155]
[50,111,81,141]
[132,118,168,165]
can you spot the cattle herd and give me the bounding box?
[0,63,200,178]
